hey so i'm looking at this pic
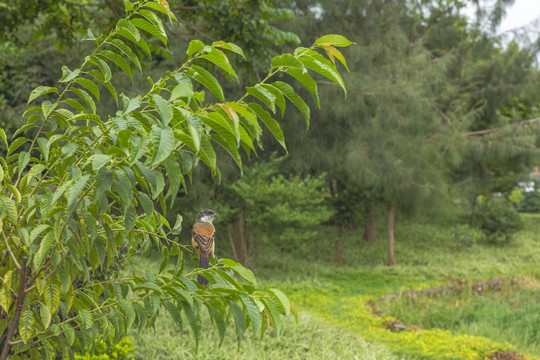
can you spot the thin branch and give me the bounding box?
[466,117,540,136]
[1,231,21,271]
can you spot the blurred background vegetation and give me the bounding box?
[3,0,540,358]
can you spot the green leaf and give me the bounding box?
[240,294,262,336]
[61,323,75,345]
[199,134,216,172]
[79,308,93,330]
[137,191,154,220]
[132,18,167,46]
[171,214,183,235]
[41,100,57,118]
[82,28,97,41]
[133,282,163,294]
[201,48,238,81]
[88,55,112,83]
[200,113,237,149]
[33,231,55,271]
[43,282,60,312]
[109,39,142,72]
[262,298,282,335]
[71,87,96,113]
[163,300,183,329]
[59,66,81,83]
[19,308,35,342]
[121,94,141,115]
[268,288,290,316]
[211,133,242,170]
[271,53,304,69]
[272,81,310,127]
[150,125,175,167]
[321,44,349,71]
[246,86,276,113]
[181,301,201,349]
[67,174,91,210]
[187,40,205,56]
[28,86,58,104]
[185,65,224,102]
[0,196,17,223]
[88,154,111,172]
[40,302,52,328]
[98,50,134,82]
[75,78,100,101]
[159,246,169,273]
[152,94,173,125]
[248,102,286,151]
[314,34,354,47]
[0,128,6,147]
[117,18,140,41]
[260,84,287,116]
[213,41,246,60]
[299,52,346,95]
[229,300,246,347]
[285,68,320,108]
[219,259,256,285]
[119,298,136,329]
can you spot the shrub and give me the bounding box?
[75,338,134,360]
[518,191,540,213]
[475,197,523,244]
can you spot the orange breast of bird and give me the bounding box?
[193,222,215,236]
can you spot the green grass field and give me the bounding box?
[129,214,540,359]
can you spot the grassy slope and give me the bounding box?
[130,214,540,359]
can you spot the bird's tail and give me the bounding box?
[197,255,209,286]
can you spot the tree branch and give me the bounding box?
[466,117,540,136]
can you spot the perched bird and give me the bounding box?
[191,209,218,285]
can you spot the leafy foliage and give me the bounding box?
[0,1,351,358]
[474,197,524,244]
[218,155,334,267]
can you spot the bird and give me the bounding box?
[191,209,218,285]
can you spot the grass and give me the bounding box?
[128,213,540,359]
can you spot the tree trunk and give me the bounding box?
[387,202,396,266]
[232,216,249,267]
[363,204,377,242]
[334,224,347,265]
[1,257,27,360]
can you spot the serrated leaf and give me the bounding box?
[133,282,163,294]
[285,68,320,108]
[40,303,52,328]
[321,44,349,71]
[62,323,75,345]
[229,300,246,347]
[248,102,286,151]
[272,81,310,127]
[152,94,173,125]
[121,94,141,115]
[268,288,290,316]
[171,214,183,235]
[315,34,354,47]
[67,174,91,210]
[246,87,276,113]
[201,48,238,81]
[119,298,136,329]
[79,308,93,330]
[71,87,96,113]
[74,78,100,101]
[271,53,304,69]
[0,128,6,147]
[88,154,111,172]
[28,86,58,104]
[219,259,256,285]
[88,55,112,83]
[164,300,183,328]
[262,297,282,335]
[159,246,169,273]
[181,301,201,349]
[199,134,216,172]
[212,41,246,60]
[30,224,50,246]
[299,52,346,95]
[59,66,81,83]
[187,39,205,56]
[98,50,133,82]
[185,65,224,102]
[260,84,286,117]
[117,18,140,41]
[43,281,60,312]
[132,18,167,46]
[109,39,142,72]
[19,308,35,342]
[82,28,97,41]
[211,133,242,170]
[150,125,175,167]
[41,100,57,118]
[0,196,18,223]
[240,294,262,336]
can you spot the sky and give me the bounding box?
[494,0,540,33]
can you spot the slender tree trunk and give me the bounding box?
[387,202,396,266]
[363,204,377,242]
[334,224,347,265]
[1,257,27,360]
[232,216,248,267]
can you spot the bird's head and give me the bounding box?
[196,209,218,224]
